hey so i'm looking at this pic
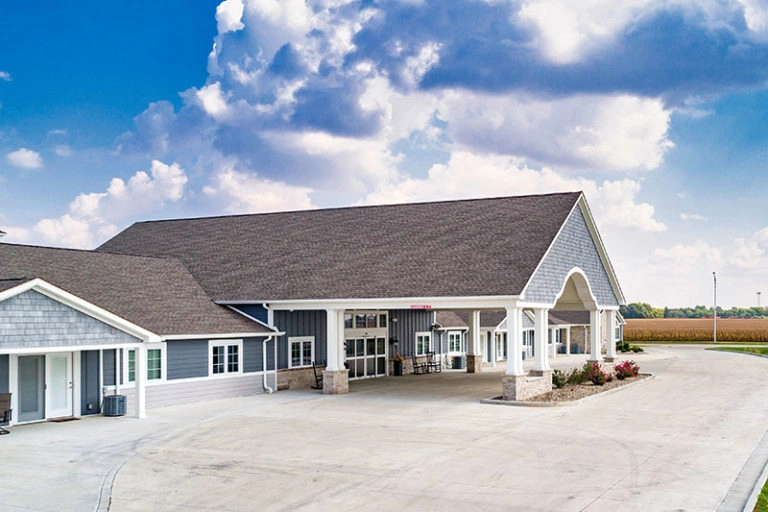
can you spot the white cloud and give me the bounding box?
[681,212,707,221]
[53,145,73,157]
[194,82,233,121]
[6,148,43,169]
[29,160,188,248]
[441,91,674,171]
[401,42,442,88]
[217,0,245,33]
[203,165,314,214]
[0,71,10,82]
[361,150,666,232]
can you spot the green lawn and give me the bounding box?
[710,346,768,356]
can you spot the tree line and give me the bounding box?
[620,302,767,319]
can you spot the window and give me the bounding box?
[448,331,464,353]
[289,337,314,368]
[415,332,432,356]
[125,346,164,383]
[209,340,243,376]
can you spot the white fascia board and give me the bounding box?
[0,342,142,355]
[161,331,283,341]
[224,305,281,332]
[0,278,160,342]
[221,296,522,311]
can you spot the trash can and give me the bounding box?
[103,395,126,416]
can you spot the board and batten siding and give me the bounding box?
[0,354,8,393]
[80,350,101,416]
[388,309,434,357]
[524,207,619,306]
[273,310,327,369]
[0,289,141,349]
[102,349,116,386]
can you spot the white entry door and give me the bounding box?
[46,353,73,419]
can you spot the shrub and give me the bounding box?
[566,366,586,385]
[552,369,567,389]
[614,360,640,380]
[631,345,643,353]
[583,362,608,386]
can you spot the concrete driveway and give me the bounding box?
[2,346,768,511]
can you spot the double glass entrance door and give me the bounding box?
[345,337,386,379]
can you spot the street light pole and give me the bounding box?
[758,291,762,308]
[713,272,717,344]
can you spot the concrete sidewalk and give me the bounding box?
[2,346,768,511]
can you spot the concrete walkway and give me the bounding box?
[2,346,768,511]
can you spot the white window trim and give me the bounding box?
[288,336,315,369]
[121,343,167,387]
[414,331,432,356]
[208,339,244,377]
[447,331,464,354]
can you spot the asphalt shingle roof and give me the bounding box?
[98,192,582,302]
[0,244,272,336]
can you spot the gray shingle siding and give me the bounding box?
[0,290,141,349]
[524,207,619,307]
[167,340,208,380]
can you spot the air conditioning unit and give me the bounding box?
[103,394,126,416]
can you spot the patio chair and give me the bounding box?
[426,352,442,373]
[311,362,324,390]
[411,354,428,374]
[0,392,11,435]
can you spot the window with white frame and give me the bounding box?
[289,337,314,368]
[125,346,164,383]
[414,332,432,356]
[210,340,243,376]
[448,331,464,353]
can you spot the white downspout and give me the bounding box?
[262,336,274,394]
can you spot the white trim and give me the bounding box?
[220,296,522,311]
[121,343,167,387]
[288,336,315,369]
[0,342,141,355]
[0,278,159,342]
[208,339,244,377]
[161,331,280,341]
[414,331,432,356]
[224,305,282,333]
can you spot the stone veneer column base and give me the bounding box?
[466,354,483,373]
[603,357,615,363]
[322,370,349,395]
[502,370,553,401]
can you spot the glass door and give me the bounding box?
[345,336,386,379]
[18,355,45,422]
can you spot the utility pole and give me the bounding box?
[713,272,717,344]
[758,291,762,308]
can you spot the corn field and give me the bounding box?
[624,318,768,342]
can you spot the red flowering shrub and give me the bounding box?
[583,362,608,386]
[614,360,640,380]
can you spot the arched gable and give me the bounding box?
[522,205,619,307]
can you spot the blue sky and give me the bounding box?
[2,0,767,308]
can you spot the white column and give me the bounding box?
[588,309,602,363]
[605,310,617,360]
[468,310,480,355]
[551,329,557,359]
[566,327,571,355]
[505,306,524,375]
[533,308,550,372]
[490,331,497,367]
[135,345,146,419]
[325,309,345,371]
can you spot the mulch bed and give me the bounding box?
[527,374,648,403]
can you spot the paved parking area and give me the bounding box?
[2,346,768,511]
